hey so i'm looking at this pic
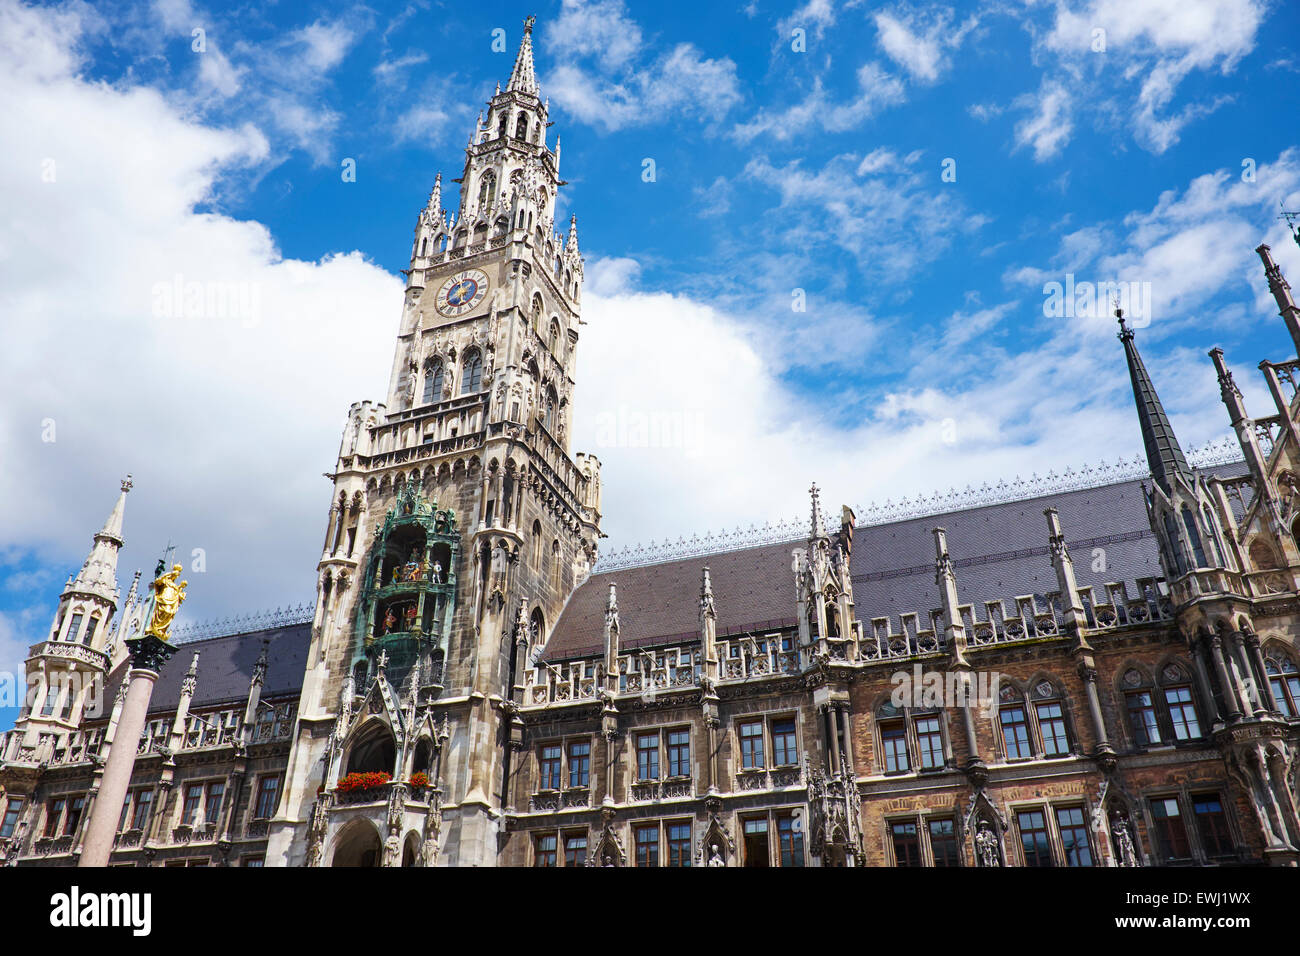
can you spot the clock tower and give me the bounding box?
[270,16,603,867]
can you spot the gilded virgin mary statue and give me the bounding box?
[144,563,188,641]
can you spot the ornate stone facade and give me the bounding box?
[4,18,1299,869]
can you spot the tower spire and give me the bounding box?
[1256,244,1300,355]
[1117,311,1192,494]
[507,15,539,96]
[69,475,131,600]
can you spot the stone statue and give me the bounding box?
[707,844,725,867]
[975,821,1000,867]
[144,564,188,641]
[1112,814,1137,867]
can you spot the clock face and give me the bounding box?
[436,269,489,317]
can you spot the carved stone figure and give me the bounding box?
[707,844,725,867]
[975,821,1000,867]
[1112,814,1138,867]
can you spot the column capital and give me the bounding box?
[125,634,178,673]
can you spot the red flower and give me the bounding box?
[336,771,391,793]
[409,772,429,788]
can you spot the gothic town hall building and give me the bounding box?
[3,22,1300,868]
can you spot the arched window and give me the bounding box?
[529,607,545,646]
[1249,538,1279,569]
[531,293,543,331]
[543,387,557,433]
[346,723,396,776]
[477,171,496,208]
[460,349,483,395]
[1202,506,1225,567]
[66,612,83,643]
[551,540,561,590]
[83,614,100,646]
[1122,664,1203,746]
[1162,512,1188,576]
[352,659,368,689]
[1028,680,1072,757]
[1181,506,1206,568]
[422,362,444,405]
[420,236,428,257]
[515,113,529,140]
[531,521,543,568]
[1266,654,1300,716]
[549,318,562,356]
[497,112,508,139]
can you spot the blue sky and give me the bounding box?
[2,0,1299,730]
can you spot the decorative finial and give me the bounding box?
[809,483,826,538]
[121,474,133,494]
[523,14,535,34]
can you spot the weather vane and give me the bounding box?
[1280,201,1300,251]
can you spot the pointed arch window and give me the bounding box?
[83,614,100,646]
[460,350,483,395]
[515,113,529,140]
[549,318,562,356]
[1162,512,1189,576]
[531,521,543,568]
[497,112,508,139]
[66,612,83,643]
[422,362,444,405]
[1180,506,1207,568]
[478,171,496,209]
[1201,506,1225,567]
[543,387,557,433]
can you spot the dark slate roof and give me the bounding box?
[104,623,311,717]
[542,464,1247,661]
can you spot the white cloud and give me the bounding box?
[395,103,453,145]
[549,44,741,132]
[1044,0,1263,68]
[732,62,906,143]
[543,0,741,132]
[1034,0,1264,154]
[742,149,987,278]
[546,0,643,71]
[1013,80,1073,161]
[0,1,399,681]
[872,6,979,83]
[778,0,837,42]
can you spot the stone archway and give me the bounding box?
[331,819,383,867]
[401,831,421,867]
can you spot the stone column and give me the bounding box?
[1209,632,1243,723]
[1243,630,1280,714]
[1078,662,1111,752]
[79,635,177,867]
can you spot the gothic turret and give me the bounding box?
[1117,315,1230,586]
[1118,315,1193,496]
